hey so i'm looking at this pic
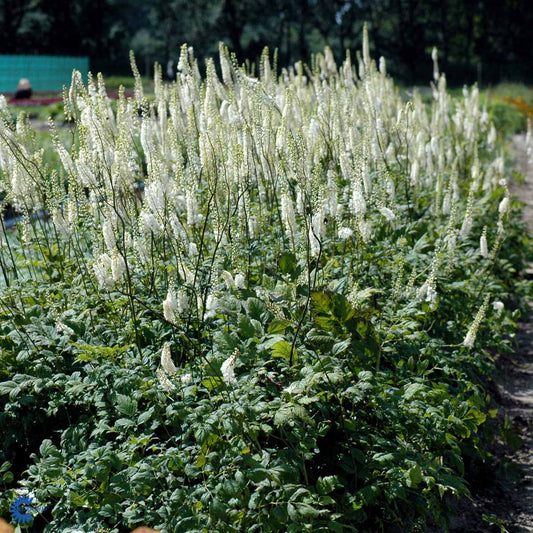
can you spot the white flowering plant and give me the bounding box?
[0,32,531,532]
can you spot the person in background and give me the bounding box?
[166,60,174,80]
[14,78,32,100]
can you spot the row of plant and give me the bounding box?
[0,32,531,532]
[8,80,533,138]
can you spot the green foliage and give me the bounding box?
[487,101,528,135]
[481,83,533,135]
[0,277,510,531]
[103,76,154,92]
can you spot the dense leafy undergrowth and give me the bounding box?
[0,33,531,532]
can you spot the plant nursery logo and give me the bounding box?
[8,491,46,530]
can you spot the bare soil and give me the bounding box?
[495,134,533,532]
[485,303,533,533]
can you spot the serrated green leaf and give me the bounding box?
[116,393,138,417]
[311,291,333,314]
[268,318,292,334]
[406,463,423,487]
[137,407,154,425]
[115,417,134,429]
[246,297,266,319]
[372,452,395,463]
[316,475,340,495]
[274,403,308,427]
[238,315,258,339]
[39,439,58,457]
[279,251,297,275]
[294,502,322,518]
[0,380,17,397]
[271,339,296,361]
[332,339,351,356]
[403,382,427,400]
[202,376,223,390]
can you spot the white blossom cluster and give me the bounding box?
[0,31,513,377]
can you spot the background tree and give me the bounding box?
[0,0,531,85]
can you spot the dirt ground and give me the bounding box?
[494,134,533,532]
[495,306,533,532]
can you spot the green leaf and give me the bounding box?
[311,291,333,315]
[72,343,131,362]
[99,503,115,517]
[271,339,296,361]
[268,318,292,334]
[116,393,138,417]
[293,502,322,518]
[311,291,357,331]
[406,464,423,488]
[438,473,469,496]
[202,376,223,390]
[39,439,58,457]
[257,334,285,351]
[0,380,17,397]
[355,485,380,505]
[206,433,220,447]
[70,491,87,507]
[274,404,309,427]
[246,297,266,319]
[238,315,258,339]
[115,417,135,429]
[314,315,335,331]
[279,251,297,275]
[465,407,486,426]
[331,293,355,322]
[351,287,383,305]
[138,407,155,425]
[403,382,427,400]
[332,339,351,356]
[213,330,240,351]
[372,452,395,463]
[316,475,341,495]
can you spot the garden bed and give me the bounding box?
[0,38,531,532]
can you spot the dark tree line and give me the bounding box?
[1,0,532,85]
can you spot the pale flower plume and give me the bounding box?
[498,197,510,215]
[463,295,490,349]
[234,273,246,289]
[56,317,74,336]
[161,342,177,376]
[492,300,504,316]
[163,288,178,323]
[479,229,488,258]
[221,349,239,385]
[157,369,176,391]
[204,294,218,318]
